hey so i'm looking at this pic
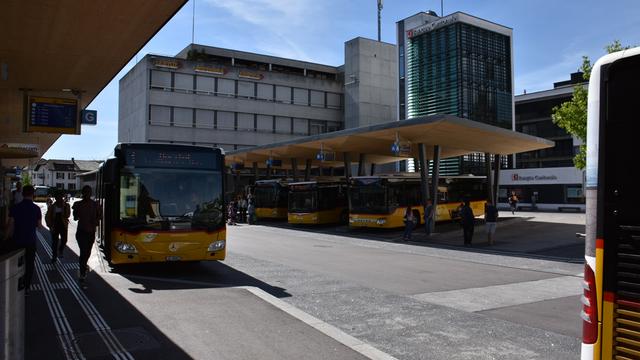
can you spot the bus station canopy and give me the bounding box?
[225,115,555,169]
[0,0,187,166]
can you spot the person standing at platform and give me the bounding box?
[509,192,519,214]
[4,185,44,295]
[484,202,499,245]
[424,199,434,236]
[46,192,70,262]
[460,199,475,246]
[402,206,416,241]
[11,181,23,206]
[72,186,101,285]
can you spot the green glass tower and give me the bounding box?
[398,12,513,175]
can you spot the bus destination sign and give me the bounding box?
[26,96,79,134]
[124,148,220,170]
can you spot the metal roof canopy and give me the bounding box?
[0,0,187,166]
[226,115,555,169]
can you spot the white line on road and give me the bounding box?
[37,231,134,360]
[411,276,582,312]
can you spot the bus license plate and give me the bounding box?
[166,256,182,261]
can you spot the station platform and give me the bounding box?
[24,208,389,360]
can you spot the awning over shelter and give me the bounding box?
[225,115,555,168]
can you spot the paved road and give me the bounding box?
[28,202,584,360]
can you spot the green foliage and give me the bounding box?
[21,171,32,186]
[551,40,630,169]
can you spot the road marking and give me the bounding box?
[37,231,134,360]
[34,255,85,359]
[411,276,582,312]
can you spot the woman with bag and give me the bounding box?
[46,192,70,262]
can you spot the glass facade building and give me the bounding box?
[399,12,513,175]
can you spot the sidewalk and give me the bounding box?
[25,205,393,360]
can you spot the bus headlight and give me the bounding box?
[208,240,226,252]
[115,242,138,254]
[376,218,387,225]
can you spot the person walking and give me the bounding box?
[246,195,256,225]
[46,192,70,262]
[484,202,499,245]
[460,199,475,246]
[11,181,23,206]
[4,185,45,296]
[509,192,519,215]
[402,206,416,241]
[424,199,434,236]
[227,200,237,225]
[72,186,101,286]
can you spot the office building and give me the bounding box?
[499,72,586,211]
[397,11,513,175]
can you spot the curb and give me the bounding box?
[241,286,399,360]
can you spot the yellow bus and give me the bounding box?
[349,174,486,228]
[96,143,226,265]
[253,179,288,220]
[288,179,348,225]
[581,47,640,359]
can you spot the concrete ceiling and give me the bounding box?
[226,115,555,169]
[0,0,187,167]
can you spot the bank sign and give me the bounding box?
[500,167,584,185]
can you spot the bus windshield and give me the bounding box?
[254,185,286,208]
[119,168,224,230]
[351,179,387,214]
[34,187,49,197]
[289,189,316,213]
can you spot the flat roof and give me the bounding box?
[226,115,554,169]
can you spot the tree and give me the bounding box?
[21,171,32,186]
[551,40,629,169]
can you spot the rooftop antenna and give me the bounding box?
[377,0,383,41]
[191,0,196,44]
[441,0,444,16]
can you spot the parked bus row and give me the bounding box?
[251,174,488,228]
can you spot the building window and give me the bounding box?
[149,105,172,126]
[56,183,64,189]
[68,183,76,191]
[150,70,172,90]
[174,73,194,93]
[69,173,76,179]
[56,173,65,180]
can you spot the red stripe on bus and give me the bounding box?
[596,238,604,249]
[604,291,616,302]
[617,299,640,309]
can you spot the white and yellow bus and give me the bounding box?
[349,174,486,228]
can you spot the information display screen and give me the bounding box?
[122,146,221,170]
[26,96,79,134]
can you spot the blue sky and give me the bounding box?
[44,0,640,160]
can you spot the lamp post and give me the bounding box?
[377,0,383,42]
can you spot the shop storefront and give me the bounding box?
[498,167,585,211]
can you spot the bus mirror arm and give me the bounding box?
[576,232,586,239]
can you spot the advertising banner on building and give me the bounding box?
[500,167,584,185]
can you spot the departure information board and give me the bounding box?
[26,96,79,134]
[122,146,221,170]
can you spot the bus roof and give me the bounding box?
[352,173,487,180]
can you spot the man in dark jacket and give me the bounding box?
[460,199,475,246]
[72,186,101,286]
[4,185,45,295]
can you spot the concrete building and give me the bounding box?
[344,38,398,128]
[29,159,102,192]
[499,72,586,211]
[119,40,398,153]
[119,44,345,152]
[397,11,514,175]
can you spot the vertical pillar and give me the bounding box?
[430,145,441,234]
[418,143,430,233]
[253,162,258,182]
[266,163,272,179]
[485,153,494,205]
[370,163,376,176]
[493,154,501,206]
[304,159,312,181]
[291,158,298,182]
[330,167,335,176]
[357,153,366,176]
[343,152,352,210]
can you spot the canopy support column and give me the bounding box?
[357,153,366,176]
[343,152,352,210]
[493,154,501,206]
[485,153,494,205]
[266,163,272,179]
[304,159,312,181]
[418,143,431,234]
[291,158,298,182]
[253,162,258,182]
[430,145,441,234]
[370,163,376,176]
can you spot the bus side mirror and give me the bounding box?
[103,159,117,184]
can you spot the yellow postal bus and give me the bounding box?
[96,143,226,265]
[288,179,348,225]
[253,179,288,220]
[349,174,486,228]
